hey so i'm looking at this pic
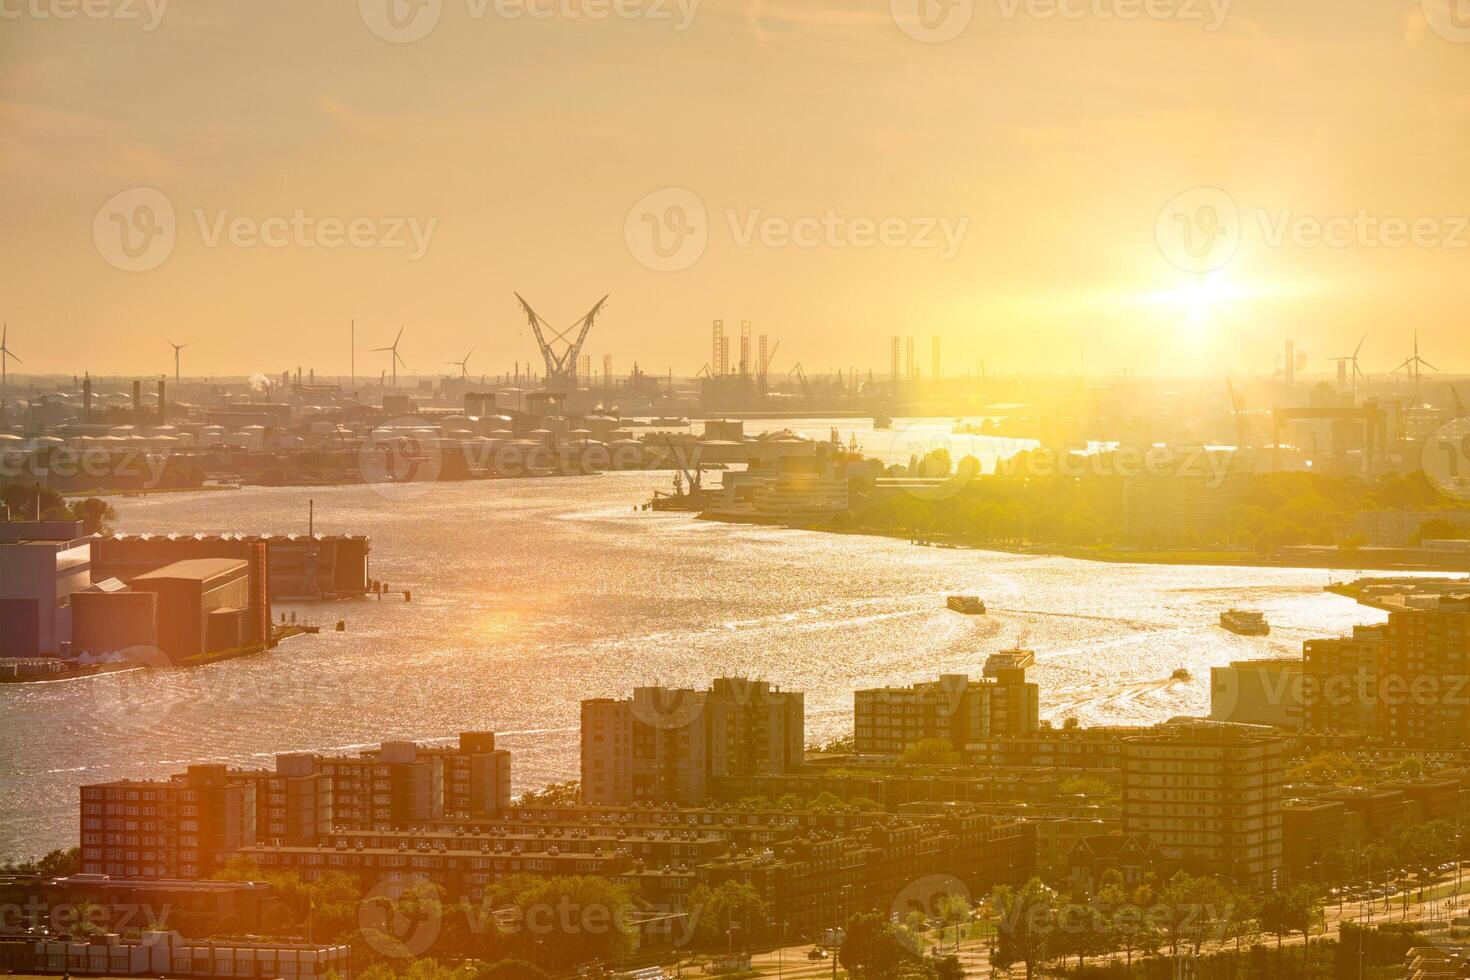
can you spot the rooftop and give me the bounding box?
[133,557,248,582]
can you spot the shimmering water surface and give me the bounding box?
[0,428,1391,860]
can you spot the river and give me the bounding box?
[0,422,1389,860]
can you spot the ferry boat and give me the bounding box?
[1219,609,1270,636]
[947,595,986,615]
[874,413,892,430]
[1171,667,1191,681]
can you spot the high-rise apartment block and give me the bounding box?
[581,677,804,806]
[1121,722,1285,885]
[80,734,511,876]
[853,651,1040,755]
[1300,596,1470,747]
[80,765,256,879]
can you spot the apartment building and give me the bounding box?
[966,726,1145,770]
[854,651,1040,755]
[80,765,256,879]
[1209,659,1303,728]
[1379,595,1470,747]
[1121,722,1285,885]
[0,875,273,937]
[79,734,512,875]
[1303,624,1384,735]
[232,804,1034,940]
[1356,509,1470,548]
[231,754,332,846]
[318,732,511,828]
[1281,799,1346,880]
[581,677,804,806]
[0,931,349,980]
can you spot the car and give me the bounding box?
[808,948,830,961]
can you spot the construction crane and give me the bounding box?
[788,362,810,398]
[514,293,608,392]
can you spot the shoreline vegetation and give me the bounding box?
[698,511,1464,571]
[697,452,1470,573]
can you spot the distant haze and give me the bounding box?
[1,0,1467,377]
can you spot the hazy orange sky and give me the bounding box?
[1,0,1467,380]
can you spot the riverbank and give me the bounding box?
[697,511,1470,572]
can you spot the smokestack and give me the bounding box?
[158,379,166,423]
[132,380,141,421]
[83,376,92,419]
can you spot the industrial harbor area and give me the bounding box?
[6,1,1470,978]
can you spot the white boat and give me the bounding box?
[1220,609,1269,636]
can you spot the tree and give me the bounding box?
[476,961,547,980]
[212,862,366,942]
[484,874,641,972]
[686,880,768,950]
[900,738,961,766]
[1279,884,1323,957]
[989,878,1055,980]
[932,954,965,980]
[517,780,580,806]
[839,911,922,980]
[1258,888,1294,949]
[1412,516,1462,544]
[2,846,81,877]
[935,893,972,950]
[69,496,117,534]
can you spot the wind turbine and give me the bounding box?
[0,324,19,392]
[371,327,407,388]
[1327,332,1368,397]
[447,348,474,380]
[166,339,192,385]
[1395,330,1437,397]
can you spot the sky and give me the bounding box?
[1,0,1468,381]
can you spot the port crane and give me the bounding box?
[514,293,608,392]
[665,437,702,494]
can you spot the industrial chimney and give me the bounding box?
[157,379,166,423]
[132,380,142,421]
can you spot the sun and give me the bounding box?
[1149,271,1250,336]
